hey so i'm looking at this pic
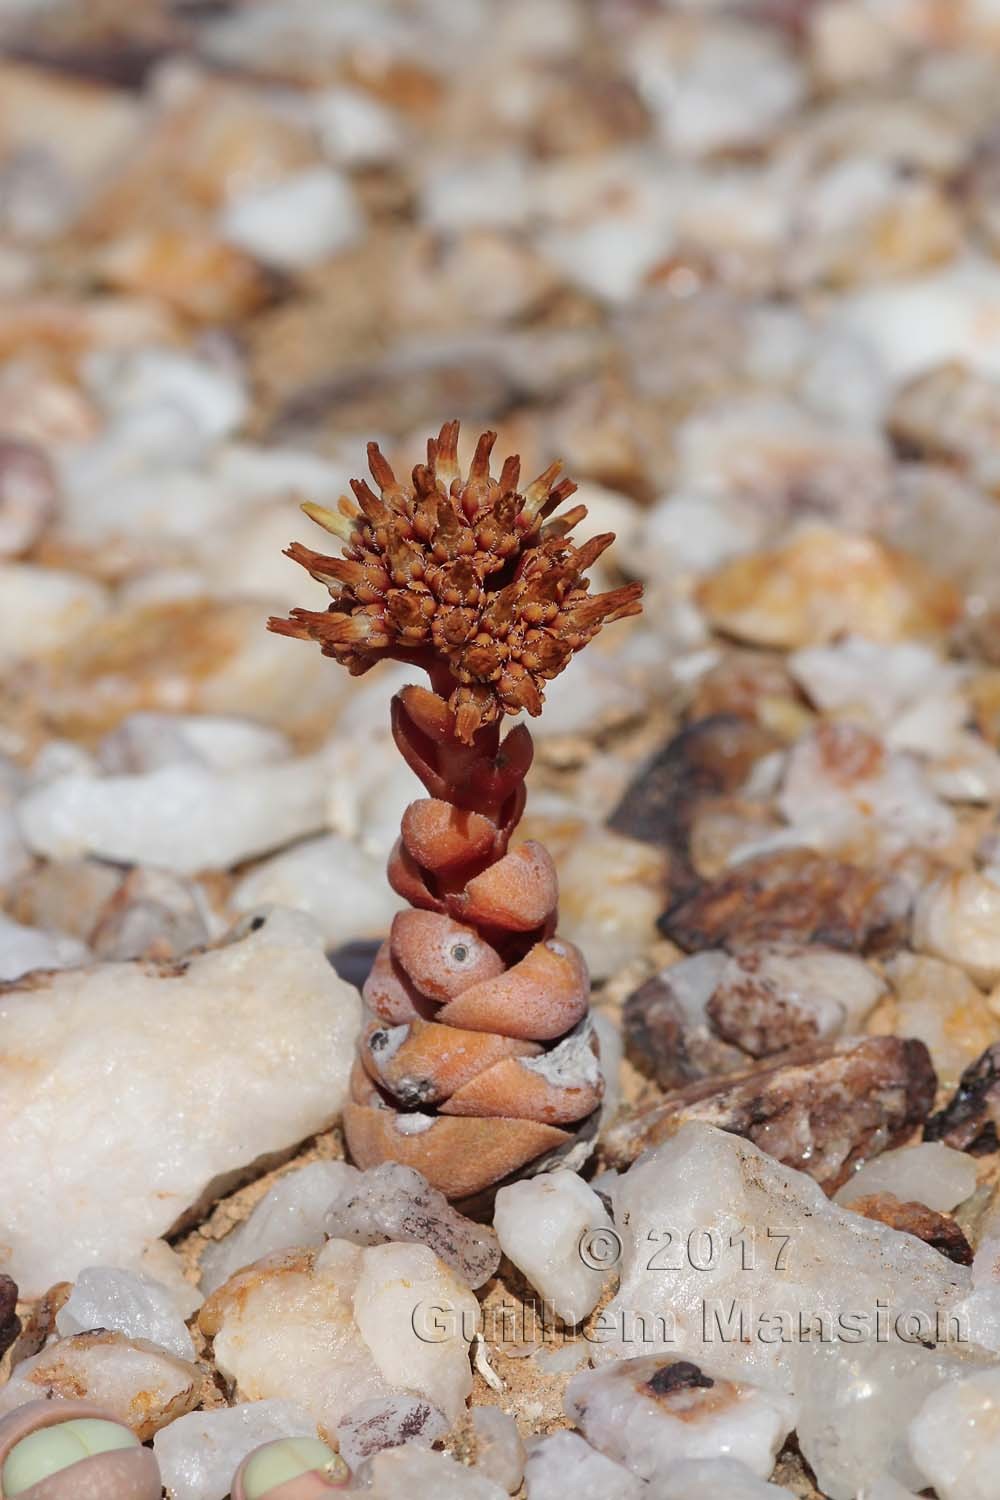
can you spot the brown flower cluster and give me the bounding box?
[267,420,642,742]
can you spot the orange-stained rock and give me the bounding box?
[97,229,272,323]
[697,527,960,649]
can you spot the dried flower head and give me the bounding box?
[268,421,642,742]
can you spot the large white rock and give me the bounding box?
[312,86,403,167]
[363,1445,508,1499]
[153,1400,319,1500]
[232,834,403,947]
[200,1238,477,1431]
[793,1336,983,1499]
[0,908,361,1295]
[908,1363,1000,1500]
[913,871,1000,984]
[83,346,248,444]
[600,1124,975,1499]
[471,1407,524,1494]
[566,1355,797,1483]
[657,1457,797,1498]
[494,1172,613,1324]
[220,166,364,271]
[0,1331,201,1439]
[835,1142,977,1212]
[336,1395,449,1471]
[524,1432,643,1500]
[789,636,965,756]
[200,1160,360,1294]
[0,563,108,663]
[56,1265,196,1358]
[98,712,290,774]
[16,755,330,872]
[325,1163,500,1289]
[0,911,89,981]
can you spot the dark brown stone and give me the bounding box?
[660,849,912,955]
[603,1035,937,1190]
[646,1360,715,1397]
[925,1042,1000,1153]
[608,715,777,894]
[705,946,836,1059]
[0,1275,20,1362]
[623,968,746,1091]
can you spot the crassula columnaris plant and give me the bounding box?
[270,422,642,1199]
[0,1401,161,1500]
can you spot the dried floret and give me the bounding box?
[268,421,642,743]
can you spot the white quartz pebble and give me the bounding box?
[83,346,247,443]
[313,86,402,166]
[472,1408,525,1494]
[233,834,403,947]
[57,1265,196,1358]
[494,1171,614,1325]
[336,1395,448,1471]
[0,907,360,1295]
[524,1432,644,1500]
[0,439,54,557]
[153,1400,318,1500]
[17,755,330,872]
[363,1445,508,1499]
[0,912,89,981]
[98,712,290,774]
[326,1163,500,1289]
[835,1142,977,1212]
[202,1238,477,1430]
[914,871,1000,984]
[566,1355,797,1483]
[908,1364,1000,1500]
[221,167,364,271]
[354,1241,477,1422]
[200,1160,360,1294]
[0,1331,200,1439]
[0,563,108,664]
[657,1457,797,1498]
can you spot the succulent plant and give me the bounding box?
[270,422,642,1198]
[231,1438,350,1499]
[0,1401,161,1500]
